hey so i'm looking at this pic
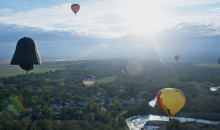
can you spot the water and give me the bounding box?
[126,114,220,130]
[210,86,220,91]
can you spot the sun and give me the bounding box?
[117,1,169,36]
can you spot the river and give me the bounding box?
[126,114,220,130]
[210,86,220,92]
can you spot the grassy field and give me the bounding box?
[0,65,62,77]
[193,63,220,68]
[96,75,116,83]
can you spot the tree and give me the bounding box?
[0,112,12,130]
[112,101,122,111]
[39,120,53,130]
[42,106,54,120]
[123,99,151,118]
[13,117,30,130]
[118,115,126,127]
[31,106,41,120]
[90,102,99,112]
[95,110,110,123]
[141,91,150,99]
[166,118,180,130]
[60,107,74,120]
[48,98,55,104]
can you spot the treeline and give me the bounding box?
[0,116,126,130]
[166,119,220,130]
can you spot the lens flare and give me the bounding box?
[1,95,25,119]
[126,60,142,76]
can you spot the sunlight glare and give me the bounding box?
[118,1,168,36]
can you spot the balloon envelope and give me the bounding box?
[174,55,179,61]
[83,75,95,87]
[71,4,80,15]
[157,88,185,116]
[11,37,41,73]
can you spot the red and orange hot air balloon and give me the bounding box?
[218,58,220,64]
[71,4,80,16]
[174,55,180,61]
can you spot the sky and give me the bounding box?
[0,0,220,61]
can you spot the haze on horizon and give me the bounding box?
[0,0,220,61]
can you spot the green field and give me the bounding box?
[0,65,62,77]
[193,63,220,68]
[96,75,116,83]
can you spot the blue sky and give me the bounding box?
[0,0,220,60]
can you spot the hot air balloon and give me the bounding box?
[157,88,185,116]
[83,75,95,87]
[174,55,179,61]
[218,58,220,64]
[71,4,80,16]
[11,37,41,74]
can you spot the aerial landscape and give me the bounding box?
[0,0,220,130]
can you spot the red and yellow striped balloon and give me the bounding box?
[157,88,185,116]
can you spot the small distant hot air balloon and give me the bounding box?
[174,55,180,61]
[11,37,41,74]
[83,75,95,87]
[218,58,220,64]
[157,88,185,117]
[71,4,80,16]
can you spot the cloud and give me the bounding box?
[0,23,105,58]
[0,22,220,59]
[212,7,220,14]
[0,1,128,38]
[156,0,220,7]
[170,11,220,36]
[0,0,220,39]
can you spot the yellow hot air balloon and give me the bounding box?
[157,88,185,116]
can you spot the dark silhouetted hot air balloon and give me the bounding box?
[218,58,220,64]
[174,55,179,61]
[11,37,41,74]
[83,75,95,87]
[71,4,80,16]
[157,88,185,117]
